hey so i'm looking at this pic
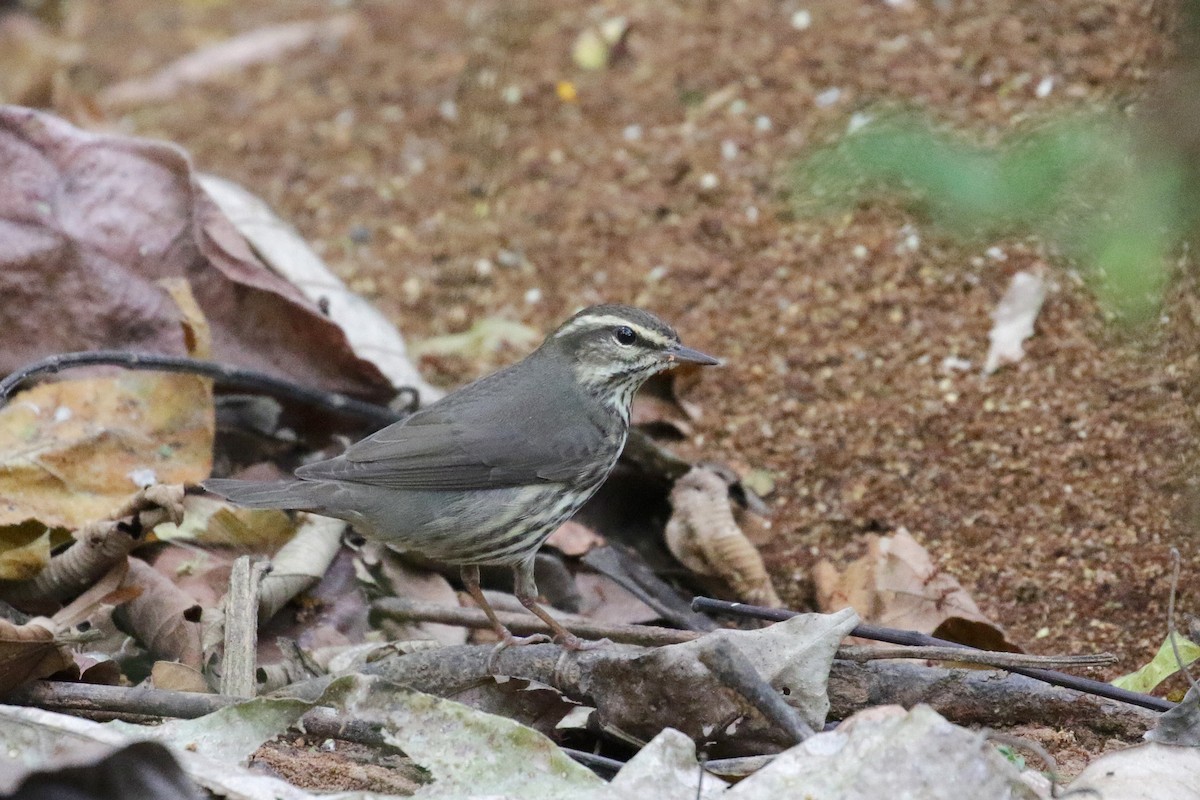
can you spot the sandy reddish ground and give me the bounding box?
[75,0,1196,694]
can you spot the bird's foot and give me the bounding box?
[555,634,613,651]
[486,630,552,673]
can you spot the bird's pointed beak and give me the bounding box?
[663,343,721,367]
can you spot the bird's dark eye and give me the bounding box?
[613,326,637,346]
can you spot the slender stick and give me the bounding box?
[371,597,698,647]
[692,596,1174,713]
[698,637,814,743]
[0,350,415,422]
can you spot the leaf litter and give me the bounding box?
[0,0,1197,794]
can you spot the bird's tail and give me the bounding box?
[202,478,323,511]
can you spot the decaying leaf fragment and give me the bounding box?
[0,561,127,693]
[814,528,1017,651]
[665,466,781,607]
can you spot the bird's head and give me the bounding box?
[545,304,719,405]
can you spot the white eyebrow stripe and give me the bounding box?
[553,314,676,346]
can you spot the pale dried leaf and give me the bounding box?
[610,728,728,800]
[726,705,1042,799]
[0,524,52,581]
[983,269,1046,375]
[259,513,346,623]
[1067,742,1200,799]
[153,495,296,551]
[159,277,213,359]
[198,174,441,402]
[574,573,659,626]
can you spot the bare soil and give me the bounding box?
[77,0,1194,690]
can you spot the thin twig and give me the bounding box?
[692,596,1174,713]
[838,645,1116,670]
[698,637,814,743]
[373,598,1118,672]
[0,350,416,422]
[1167,548,1200,696]
[4,680,387,748]
[221,556,269,698]
[371,597,700,646]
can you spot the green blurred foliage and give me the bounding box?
[792,113,1191,321]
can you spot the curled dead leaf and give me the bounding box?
[665,466,781,607]
[814,528,1018,651]
[0,616,73,693]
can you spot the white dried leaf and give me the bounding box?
[983,270,1046,375]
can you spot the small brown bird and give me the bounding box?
[205,304,718,650]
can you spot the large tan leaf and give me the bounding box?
[0,373,213,531]
[0,106,393,401]
[814,528,1018,651]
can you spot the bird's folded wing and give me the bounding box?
[295,403,603,490]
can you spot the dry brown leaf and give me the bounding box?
[573,573,660,626]
[544,520,606,557]
[665,466,781,607]
[150,660,210,693]
[116,558,203,668]
[0,372,213,534]
[146,546,232,612]
[361,544,468,647]
[814,528,1018,650]
[0,616,73,693]
[0,106,393,401]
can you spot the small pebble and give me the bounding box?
[754,115,772,132]
[790,9,812,29]
[438,99,458,122]
[1035,76,1054,98]
[847,112,872,133]
[623,124,643,141]
[474,258,494,278]
[814,87,842,108]
[524,287,543,304]
[720,139,739,161]
[985,246,1007,261]
[699,172,720,191]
